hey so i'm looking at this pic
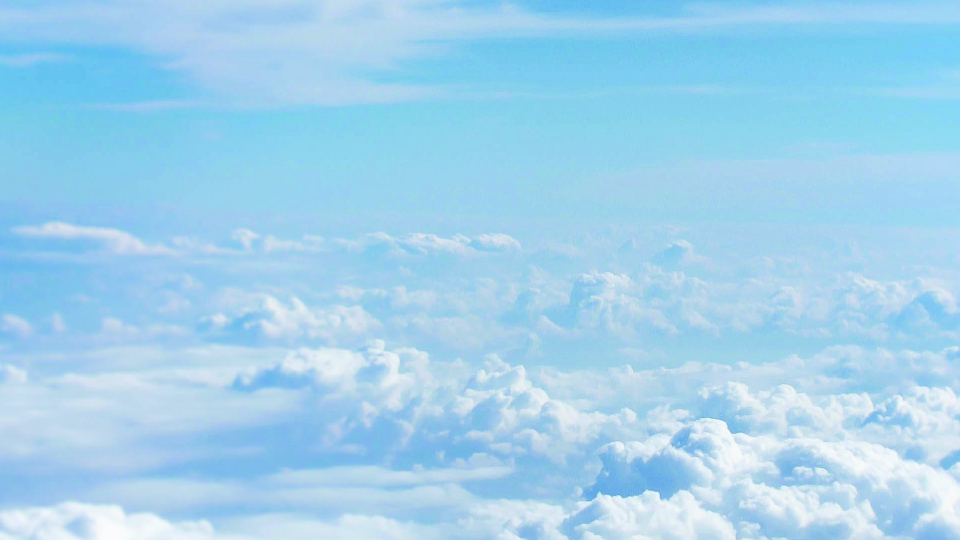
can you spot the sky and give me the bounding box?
[2,1,960,539]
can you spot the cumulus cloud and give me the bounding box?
[12,222,175,255]
[231,344,636,462]
[8,222,960,539]
[551,271,679,337]
[229,228,324,253]
[335,232,522,258]
[575,382,960,540]
[469,233,522,253]
[203,295,380,344]
[0,503,223,540]
[651,240,705,268]
[0,502,453,540]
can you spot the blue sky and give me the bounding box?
[3,1,960,226]
[3,2,960,540]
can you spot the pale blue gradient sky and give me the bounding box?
[2,1,960,227]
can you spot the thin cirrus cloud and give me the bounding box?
[3,2,960,106]
[0,52,70,67]
[1,314,34,338]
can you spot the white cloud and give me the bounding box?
[469,233,522,253]
[0,364,28,384]
[0,503,225,540]
[49,312,67,333]
[231,228,260,251]
[0,502,453,540]
[4,2,960,105]
[651,240,705,268]
[552,271,678,338]
[204,294,380,343]
[99,317,190,341]
[574,382,960,540]
[232,344,636,462]
[12,222,175,255]
[337,232,522,258]
[1,314,33,338]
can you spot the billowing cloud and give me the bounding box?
[5,221,960,539]
[0,503,222,540]
[336,232,522,258]
[202,295,380,344]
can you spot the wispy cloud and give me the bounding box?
[864,70,960,100]
[0,314,33,338]
[0,52,69,67]
[2,2,960,105]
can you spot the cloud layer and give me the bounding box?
[2,221,960,538]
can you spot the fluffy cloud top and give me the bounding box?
[5,222,960,539]
[203,295,380,344]
[0,503,220,540]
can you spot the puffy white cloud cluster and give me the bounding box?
[335,232,522,257]
[529,266,960,342]
[233,344,637,462]
[233,341,432,451]
[8,223,960,539]
[0,503,221,540]
[202,294,380,344]
[462,492,736,540]
[0,502,454,540]
[4,341,960,539]
[426,355,638,463]
[12,222,522,262]
[572,383,960,540]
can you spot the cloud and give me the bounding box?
[0,364,28,384]
[573,382,960,540]
[231,344,636,462]
[0,314,33,338]
[99,317,190,341]
[551,271,679,337]
[12,222,176,255]
[651,240,705,268]
[0,503,224,540]
[562,491,736,540]
[337,232,522,258]
[49,313,67,333]
[231,228,260,251]
[0,52,69,67]
[0,502,453,540]
[469,233,522,253]
[203,295,380,344]
[5,2,960,105]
